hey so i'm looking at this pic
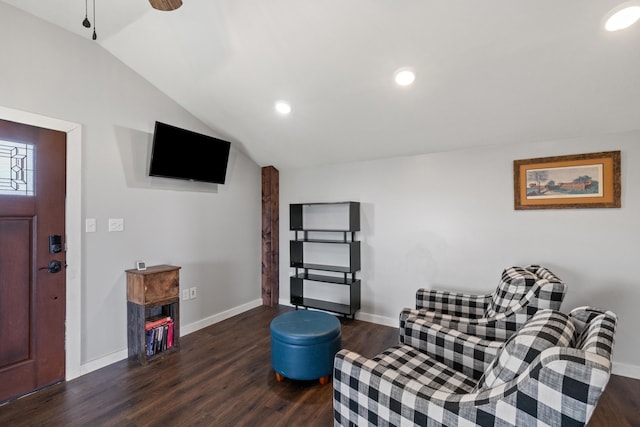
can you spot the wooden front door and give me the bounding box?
[0,119,66,403]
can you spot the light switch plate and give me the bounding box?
[108,218,124,232]
[85,218,96,233]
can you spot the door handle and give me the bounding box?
[39,260,64,273]
[48,260,62,273]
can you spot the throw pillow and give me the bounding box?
[475,309,575,390]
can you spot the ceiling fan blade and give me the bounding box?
[148,0,183,11]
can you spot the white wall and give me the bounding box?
[0,3,262,373]
[280,131,640,377]
[3,0,637,381]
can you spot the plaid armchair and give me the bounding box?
[399,265,566,353]
[334,307,617,427]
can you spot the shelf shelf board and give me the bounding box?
[293,298,357,316]
[291,238,357,244]
[292,273,359,285]
[295,201,356,206]
[145,345,179,363]
[290,228,360,232]
[290,263,357,273]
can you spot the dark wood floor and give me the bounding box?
[0,305,637,426]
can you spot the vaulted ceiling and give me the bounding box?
[3,0,640,168]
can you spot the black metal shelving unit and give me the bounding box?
[289,202,361,318]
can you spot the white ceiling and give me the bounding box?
[3,0,640,169]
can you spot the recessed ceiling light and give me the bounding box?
[275,101,292,115]
[394,68,416,86]
[605,5,640,31]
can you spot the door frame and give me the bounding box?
[0,106,83,380]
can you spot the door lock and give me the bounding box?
[49,235,63,253]
[39,260,63,273]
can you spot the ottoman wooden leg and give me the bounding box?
[275,372,285,382]
[319,376,330,385]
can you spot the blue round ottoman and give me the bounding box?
[270,310,341,384]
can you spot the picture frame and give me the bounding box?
[136,261,147,271]
[514,151,621,210]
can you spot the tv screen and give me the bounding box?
[149,121,231,184]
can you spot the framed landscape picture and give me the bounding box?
[514,151,621,210]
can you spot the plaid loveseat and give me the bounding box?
[334,307,616,426]
[399,266,566,357]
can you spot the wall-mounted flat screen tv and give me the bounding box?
[149,121,231,184]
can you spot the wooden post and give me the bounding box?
[261,166,279,306]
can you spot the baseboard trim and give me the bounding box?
[355,312,397,328]
[72,301,640,382]
[277,299,399,328]
[612,362,640,379]
[180,298,263,336]
[67,298,263,381]
[69,349,128,380]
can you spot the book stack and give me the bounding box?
[145,316,174,357]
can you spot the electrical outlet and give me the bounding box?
[190,287,197,299]
[182,289,190,301]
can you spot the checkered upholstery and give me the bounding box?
[415,290,491,319]
[569,306,616,359]
[401,265,566,345]
[333,307,617,427]
[485,266,538,316]
[475,310,575,389]
[400,317,504,379]
[372,345,477,394]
